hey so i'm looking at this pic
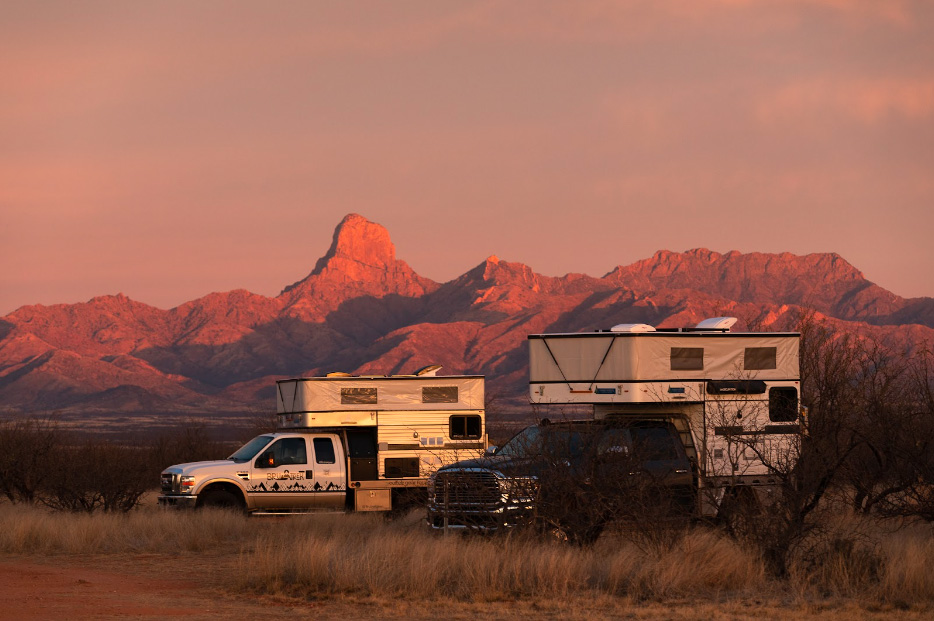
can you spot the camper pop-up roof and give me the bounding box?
[529,317,799,404]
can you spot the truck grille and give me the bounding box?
[161,473,178,494]
[432,470,501,507]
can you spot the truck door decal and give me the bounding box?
[248,438,316,494]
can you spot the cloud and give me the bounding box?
[757,78,934,125]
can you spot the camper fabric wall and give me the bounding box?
[529,335,798,384]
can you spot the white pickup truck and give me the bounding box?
[159,369,486,514]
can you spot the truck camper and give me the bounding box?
[428,318,801,535]
[159,367,486,514]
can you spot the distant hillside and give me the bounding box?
[2,213,932,417]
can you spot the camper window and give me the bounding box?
[450,415,482,440]
[385,457,419,478]
[341,387,377,404]
[422,386,458,403]
[745,347,777,370]
[769,387,798,422]
[670,347,704,371]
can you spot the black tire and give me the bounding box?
[536,517,603,546]
[198,489,244,511]
[572,521,605,546]
[386,488,427,520]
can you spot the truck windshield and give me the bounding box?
[496,426,541,458]
[495,426,587,460]
[228,435,274,463]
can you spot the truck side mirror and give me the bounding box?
[485,446,498,456]
[257,452,276,468]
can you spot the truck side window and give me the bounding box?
[313,438,336,464]
[267,438,307,466]
[449,415,482,439]
[630,427,679,461]
[769,387,798,422]
[597,429,629,456]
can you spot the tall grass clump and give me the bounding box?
[238,518,766,602]
[0,502,252,554]
[878,523,934,604]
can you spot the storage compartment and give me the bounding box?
[355,488,391,511]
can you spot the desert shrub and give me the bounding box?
[0,415,61,503]
[40,439,151,512]
[717,316,934,578]
[0,415,249,513]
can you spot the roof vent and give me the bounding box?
[414,364,443,376]
[610,323,656,333]
[694,317,738,331]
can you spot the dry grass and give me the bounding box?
[238,513,764,602]
[879,524,934,603]
[1,497,933,614]
[0,498,254,554]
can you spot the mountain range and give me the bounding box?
[2,213,932,417]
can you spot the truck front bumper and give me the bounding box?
[427,501,535,530]
[158,494,198,509]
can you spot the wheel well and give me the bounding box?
[390,487,427,514]
[196,482,246,508]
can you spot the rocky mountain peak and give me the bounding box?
[278,214,437,317]
[310,213,396,276]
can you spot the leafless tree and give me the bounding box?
[0,414,61,504]
[41,439,150,513]
[717,314,934,576]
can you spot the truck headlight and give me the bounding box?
[503,476,539,500]
[180,476,195,494]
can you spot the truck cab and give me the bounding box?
[427,418,694,541]
[159,431,347,511]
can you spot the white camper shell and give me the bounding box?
[529,318,801,514]
[277,374,486,488]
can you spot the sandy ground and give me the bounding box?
[1,552,932,621]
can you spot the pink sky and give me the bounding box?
[2,1,933,315]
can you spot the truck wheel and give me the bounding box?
[198,489,244,511]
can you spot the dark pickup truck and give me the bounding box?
[427,419,695,543]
